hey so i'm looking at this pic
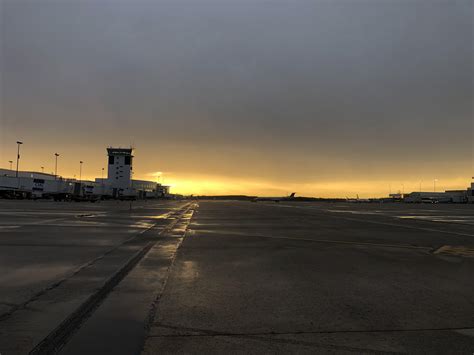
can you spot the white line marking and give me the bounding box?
[265,204,474,238]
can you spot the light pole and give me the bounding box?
[8,160,13,170]
[419,181,422,193]
[101,167,105,194]
[41,166,44,173]
[434,178,438,192]
[54,153,60,179]
[79,161,83,182]
[15,141,23,178]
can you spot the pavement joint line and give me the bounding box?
[150,324,474,337]
[191,232,433,250]
[150,326,403,354]
[141,203,199,352]
[241,334,401,355]
[0,204,190,322]
[28,202,196,355]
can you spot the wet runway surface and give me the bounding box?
[144,201,474,354]
[1,200,473,354]
[0,199,192,354]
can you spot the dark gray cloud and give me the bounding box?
[0,0,472,191]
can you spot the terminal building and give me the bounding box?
[403,191,468,203]
[398,183,474,203]
[0,147,170,200]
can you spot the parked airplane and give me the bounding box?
[252,193,296,203]
[345,194,371,203]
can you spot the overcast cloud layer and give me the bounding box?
[1,0,472,196]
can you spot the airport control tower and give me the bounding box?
[106,147,133,197]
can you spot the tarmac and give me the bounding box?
[0,200,473,354]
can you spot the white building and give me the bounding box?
[404,191,467,203]
[106,147,135,198]
[0,147,172,200]
[0,170,78,198]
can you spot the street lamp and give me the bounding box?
[54,153,60,179]
[79,161,83,182]
[15,141,23,178]
[8,160,13,170]
[41,166,44,173]
[101,167,105,194]
[434,178,438,192]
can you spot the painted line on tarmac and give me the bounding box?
[0,242,119,248]
[0,218,69,230]
[23,218,68,226]
[267,204,474,238]
[332,216,474,238]
[396,215,474,226]
[0,211,80,215]
[433,245,474,257]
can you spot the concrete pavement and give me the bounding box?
[143,201,474,354]
[0,200,473,354]
[0,199,190,354]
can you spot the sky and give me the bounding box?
[0,0,472,197]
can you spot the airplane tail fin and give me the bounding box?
[289,192,296,198]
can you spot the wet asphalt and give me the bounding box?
[143,201,474,354]
[0,200,473,354]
